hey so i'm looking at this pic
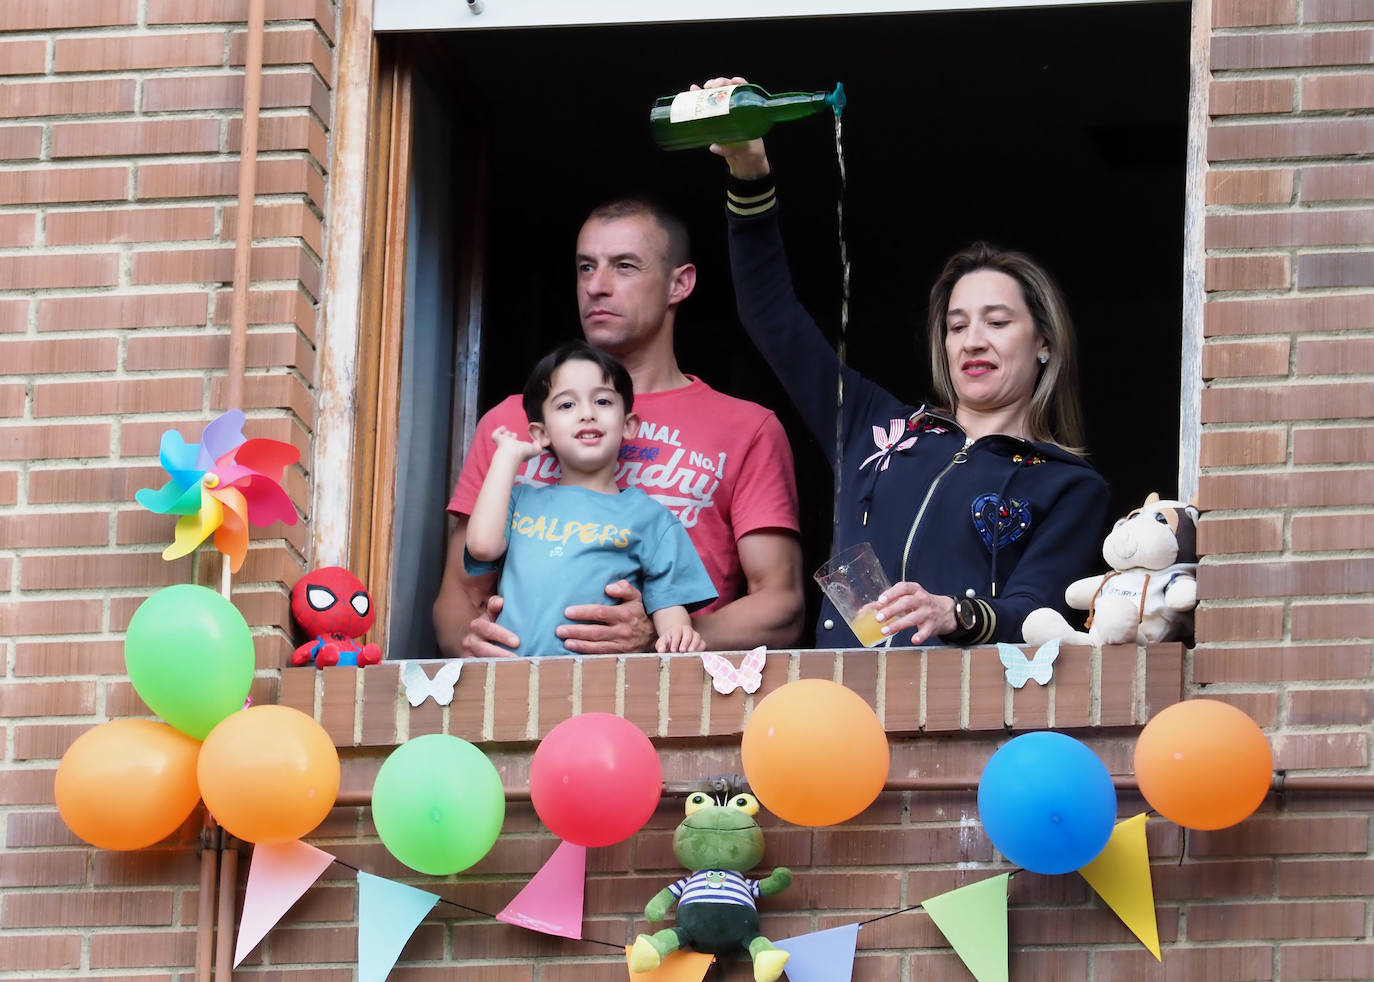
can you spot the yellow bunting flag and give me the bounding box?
[1078,813,1161,959]
[922,873,1010,982]
[623,948,715,982]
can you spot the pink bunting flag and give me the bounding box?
[496,840,586,939]
[234,840,336,966]
[775,922,860,982]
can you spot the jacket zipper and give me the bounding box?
[899,441,971,582]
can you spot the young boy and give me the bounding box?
[464,341,716,656]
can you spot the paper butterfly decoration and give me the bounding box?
[997,639,1060,688]
[135,410,300,573]
[401,661,464,707]
[701,646,766,695]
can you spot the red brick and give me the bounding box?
[1292,511,1374,549]
[138,158,326,209]
[1202,383,1374,424]
[1205,253,1292,292]
[21,552,192,591]
[1195,603,1285,641]
[1201,338,1290,379]
[1213,0,1297,26]
[0,79,136,119]
[228,112,329,168]
[126,330,312,374]
[0,469,17,505]
[0,678,97,717]
[0,422,112,461]
[33,377,204,417]
[1191,899,1364,939]
[1293,424,1374,463]
[0,125,43,161]
[1273,731,1368,769]
[0,0,138,30]
[1196,514,1285,554]
[90,929,198,969]
[0,597,103,636]
[1206,209,1374,249]
[1212,29,1374,69]
[13,722,97,760]
[1298,250,1374,289]
[1279,857,1374,896]
[222,200,325,256]
[1304,72,1374,111]
[1306,0,1374,20]
[1206,167,1294,204]
[1194,643,1371,682]
[1198,555,1374,598]
[131,244,321,300]
[1208,118,1374,161]
[1302,162,1374,202]
[45,206,216,246]
[0,38,47,74]
[0,253,120,290]
[212,286,318,339]
[0,337,118,376]
[56,32,224,73]
[1198,470,1374,509]
[0,382,23,416]
[1191,815,1367,857]
[1286,692,1374,730]
[0,211,37,247]
[1281,943,1374,981]
[0,934,82,971]
[1297,338,1374,377]
[143,70,329,121]
[51,118,222,159]
[230,24,334,79]
[208,373,315,423]
[0,849,87,886]
[0,299,26,333]
[1,889,176,927]
[147,0,338,42]
[1206,690,1280,727]
[1291,601,1374,640]
[1210,77,1295,115]
[37,293,209,332]
[1204,294,1374,336]
[0,512,109,548]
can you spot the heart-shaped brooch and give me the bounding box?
[972,493,1031,550]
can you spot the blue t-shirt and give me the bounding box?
[464,484,717,657]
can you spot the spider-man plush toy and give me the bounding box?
[290,566,383,667]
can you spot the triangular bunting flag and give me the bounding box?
[357,871,440,982]
[1078,813,1161,959]
[496,840,586,939]
[622,948,715,981]
[234,839,336,966]
[775,922,860,982]
[922,873,1010,982]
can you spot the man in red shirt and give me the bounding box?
[433,196,804,657]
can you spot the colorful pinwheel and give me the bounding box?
[135,410,300,573]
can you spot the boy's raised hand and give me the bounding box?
[491,424,543,461]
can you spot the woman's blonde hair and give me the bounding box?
[926,242,1086,454]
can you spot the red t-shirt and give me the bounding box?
[449,376,800,612]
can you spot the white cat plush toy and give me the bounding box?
[1022,493,1199,648]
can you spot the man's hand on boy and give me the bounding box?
[460,594,521,658]
[558,580,656,654]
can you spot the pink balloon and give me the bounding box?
[530,713,661,847]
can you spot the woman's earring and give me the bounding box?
[1037,353,1049,365]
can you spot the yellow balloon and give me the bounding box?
[55,719,202,850]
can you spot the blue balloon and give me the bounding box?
[977,731,1117,874]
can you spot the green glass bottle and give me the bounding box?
[649,83,846,151]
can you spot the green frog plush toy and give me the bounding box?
[629,789,792,982]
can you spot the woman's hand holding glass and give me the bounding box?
[872,583,957,646]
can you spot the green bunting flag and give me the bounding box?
[922,873,1010,982]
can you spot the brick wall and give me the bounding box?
[2,0,1373,979]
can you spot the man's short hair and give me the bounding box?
[584,194,691,269]
[523,340,635,424]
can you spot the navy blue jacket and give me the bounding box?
[726,185,1110,646]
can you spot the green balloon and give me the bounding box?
[372,734,506,875]
[124,584,255,741]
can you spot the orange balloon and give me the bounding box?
[55,719,202,850]
[741,679,889,826]
[197,705,340,843]
[1134,699,1273,830]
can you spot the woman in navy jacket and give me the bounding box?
[700,78,1110,647]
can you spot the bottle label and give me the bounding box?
[668,85,738,123]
